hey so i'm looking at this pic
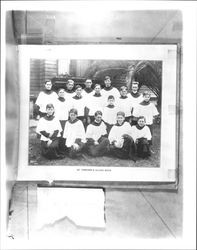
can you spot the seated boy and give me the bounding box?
[102,95,118,134]
[130,116,152,158]
[63,108,86,158]
[86,111,110,157]
[36,103,64,159]
[108,111,136,161]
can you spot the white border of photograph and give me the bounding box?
[17,44,177,183]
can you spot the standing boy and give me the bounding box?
[101,76,120,106]
[102,95,119,134]
[82,78,94,97]
[54,88,70,131]
[64,79,75,100]
[70,85,87,125]
[86,84,105,124]
[129,81,143,125]
[34,80,58,119]
[117,86,133,123]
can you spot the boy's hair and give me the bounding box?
[45,80,52,85]
[85,78,92,83]
[137,116,146,122]
[58,88,65,93]
[104,76,111,81]
[69,108,78,115]
[132,81,139,86]
[120,86,128,91]
[67,79,74,85]
[94,84,101,88]
[94,110,103,117]
[75,85,82,90]
[108,95,115,100]
[46,103,54,109]
[143,91,151,97]
[117,111,125,117]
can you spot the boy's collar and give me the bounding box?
[140,100,150,106]
[68,118,79,124]
[65,89,75,93]
[84,87,93,93]
[44,114,55,121]
[92,120,102,126]
[136,124,145,130]
[58,97,65,102]
[104,86,113,91]
[73,95,82,100]
[94,93,101,97]
[115,121,125,127]
[44,89,53,95]
[107,104,115,108]
[131,92,140,98]
[120,96,128,99]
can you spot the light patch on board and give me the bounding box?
[36,187,105,229]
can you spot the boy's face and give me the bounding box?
[144,94,150,102]
[138,118,146,127]
[85,80,92,88]
[76,88,82,96]
[69,112,77,121]
[58,89,65,98]
[131,84,138,93]
[104,79,111,87]
[67,82,74,90]
[45,81,52,90]
[46,107,54,116]
[108,98,115,105]
[95,114,102,123]
[95,85,101,94]
[117,115,125,125]
[120,89,127,96]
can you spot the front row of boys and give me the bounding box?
[36,104,152,161]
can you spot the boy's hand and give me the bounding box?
[36,115,40,120]
[73,143,80,150]
[47,139,52,147]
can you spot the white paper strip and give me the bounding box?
[36,187,105,229]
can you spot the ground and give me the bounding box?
[29,120,160,168]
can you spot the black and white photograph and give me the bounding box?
[29,58,162,168]
[1,1,196,250]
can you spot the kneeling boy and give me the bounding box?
[63,108,86,158]
[108,111,136,161]
[86,111,110,157]
[131,116,152,159]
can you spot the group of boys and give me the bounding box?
[34,76,159,161]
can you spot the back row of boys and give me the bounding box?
[34,76,159,134]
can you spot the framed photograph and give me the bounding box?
[17,44,179,186]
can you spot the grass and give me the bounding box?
[29,122,160,168]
